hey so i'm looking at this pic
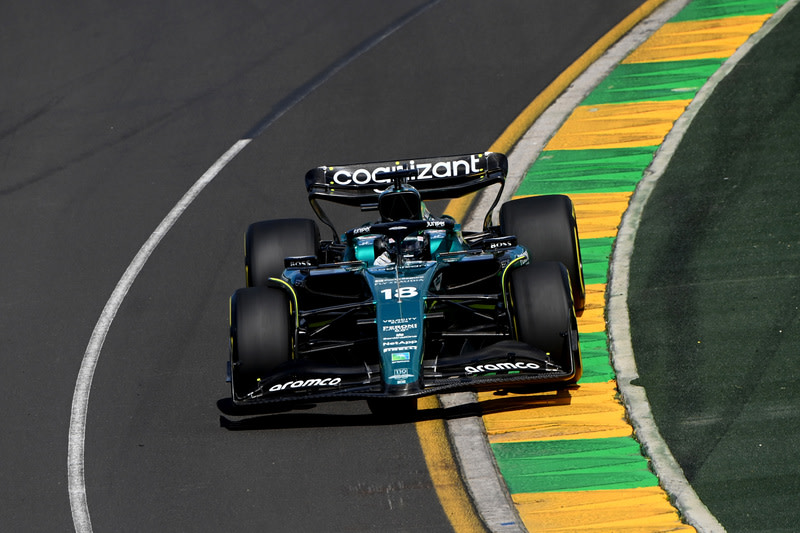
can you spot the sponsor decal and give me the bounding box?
[464,361,541,374]
[384,346,416,353]
[391,352,411,362]
[389,366,413,384]
[331,155,482,186]
[285,255,318,268]
[268,377,342,392]
[383,339,417,348]
[389,367,414,382]
[374,276,425,286]
[382,323,418,333]
[482,236,518,251]
[383,317,418,324]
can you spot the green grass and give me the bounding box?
[628,5,800,530]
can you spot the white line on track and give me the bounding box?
[66,3,440,531]
[67,139,251,532]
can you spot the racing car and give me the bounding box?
[227,152,585,415]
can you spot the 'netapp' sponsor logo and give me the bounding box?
[465,362,540,374]
[383,339,417,348]
[269,377,342,392]
[331,155,482,186]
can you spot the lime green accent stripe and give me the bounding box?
[492,437,659,493]
[501,255,527,312]
[581,237,614,285]
[583,58,725,105]
[579,331,616,384]
[269,277,300,330]
[518,146,659,196]
[670,0,788,22]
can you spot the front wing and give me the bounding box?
[229,341,578,406]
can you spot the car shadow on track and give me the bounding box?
[216,385,577,431]
[474,385,578,416]
[217,398,471,430]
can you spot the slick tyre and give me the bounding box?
[229,286,293,400]
[245,218,320,287]
[500,194,585,315]
[508,261,581,382]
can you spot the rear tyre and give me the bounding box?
[500,194,585,314]
[230,286,293,400]
[245,218,320,287]
[508,261,581,382]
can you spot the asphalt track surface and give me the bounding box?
[0,1,644,531]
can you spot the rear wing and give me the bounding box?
[305,152,507,239]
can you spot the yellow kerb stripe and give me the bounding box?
[479,381,629,443]
[513,487,696,532]
[545,100,692,151]
[579,283,607,334]
[415,396,486,532]
[624,15,773,63]
[574,191,633,239]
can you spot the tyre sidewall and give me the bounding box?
[500,195,585,312]
[508,262,575,370]
[229,286,292,398]
[245,218,319,287]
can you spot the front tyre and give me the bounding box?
[500,194,585,315]
[508,261,581,382]
[229,286,293,401]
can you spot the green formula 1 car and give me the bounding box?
[227,152,585,415]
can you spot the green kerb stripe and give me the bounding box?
[518,147,658,196]
[579,331,615,384]
[669,0,789,22]
[491,0,792,525]
[583,59,725,105]
[581,237,614,285]
[492,437,658,493]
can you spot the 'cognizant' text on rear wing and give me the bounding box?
[305,152,508,238]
